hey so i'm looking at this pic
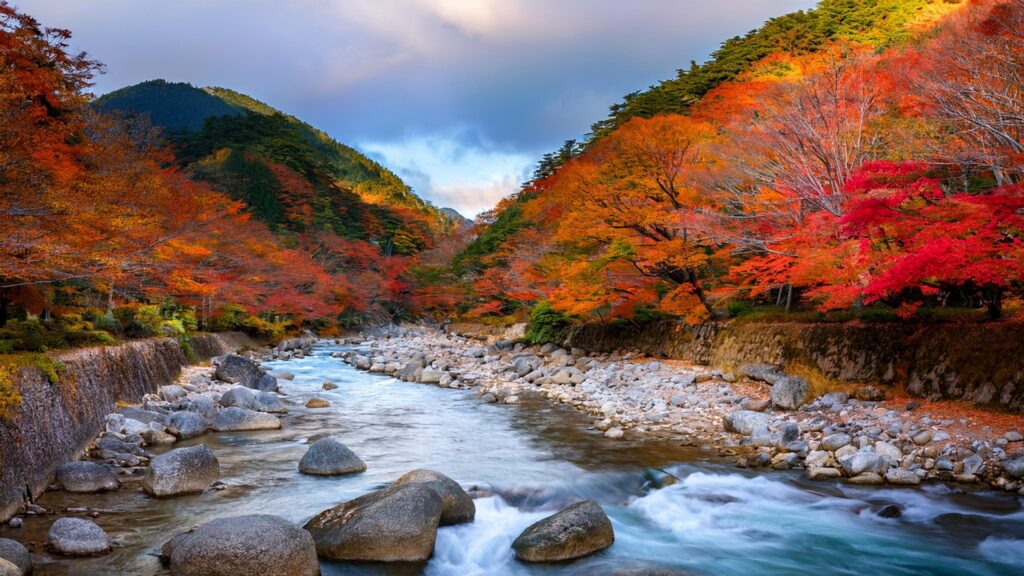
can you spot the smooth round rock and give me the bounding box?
[392,469,475,525]
[305,398,330,409]
[168,411,209,440]
[0,558,20,576]
[255,392,287,414]
[0,538,30,575]
[143,445,220,497]
[168,515,318,576]
[212,407,281,431]
[55,461,120,493]
[512,500,614,562]
[45,517,110,556]
[218,387,257,410]
[304,483,442,562]
[299,438,366,476]
[214,355,261,387]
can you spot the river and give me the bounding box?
[7,342,1024,575]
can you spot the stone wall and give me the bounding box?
[0,332,253,520]
[565,321,1024,413]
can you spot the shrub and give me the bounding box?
[524,301,571,345]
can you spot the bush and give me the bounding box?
[524,301,571,345]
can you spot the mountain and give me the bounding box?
[96,80,454,254]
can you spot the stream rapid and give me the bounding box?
[7,342,1024,575]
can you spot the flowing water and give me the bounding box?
[5,343,1024,575]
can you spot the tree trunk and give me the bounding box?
[785,284,794,313]
[0,286,7,327]
[985,285,1003,320]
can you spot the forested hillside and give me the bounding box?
[449,0,1024,330]
[0,4,458,355]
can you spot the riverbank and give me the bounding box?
[339,326,1024,493]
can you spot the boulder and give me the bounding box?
[392,469,475,525]
[885,468,922,485]
[168,411,209,440]
[0,539,30,575]
[159,385,188,403]
[398,358,426,382]
[304,483,442,562]
[839,447,886,476]
[167,515,318,576]
[820,433,852,452]
[214,354,262,386]
[252,373,279,392]
[272,371,296,381]
[513,356,540,377]
[739,364,784,385]
[186,396,218,421]
[212,407,281,431]
[45,517,110,556]
[1001,455,1024,479]
[0,558,20,576]
[418,369,445,384]
[219,387,257,410]
[299,438,366,476]
[143,445,220,497]
[306,398,330,409]
[512,500,614,562]
[771,376,809,410]
[55,461,120,493]
[322,381,338,391]
[723,410,770,435]
[256,392,287,414]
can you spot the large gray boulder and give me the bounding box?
[513,356,540,377]
[214,355,262,387]
[304,483,442,562]
[0,539,30,575]
[256,392,287,414]
[252,373,279,392]
[186,396,218,422]
[298,438,366,476]
[212,407,281,432]
[168,411,209,440]
[771,376,809,410]
[512,500,614,562]
[397,358,425,383]
[167,515,318,576]
[143,445,220,497]
[392,469,475,525]
[56,461,120,493]
[723,410,771,435]
[45,517,110,556]
[219,387,257,410]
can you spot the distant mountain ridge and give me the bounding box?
[96,80,455,253]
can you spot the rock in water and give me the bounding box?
[46,517,110,556]
[392,469,475,525]
[144,445,220,497]
[306,398,330,409]
[212,407,281,431]
[167,515,318,576]
[512,500,614,562]
[0,539,30,575]
[168,411,209,440]
[304,483,442,562]
[214,355,262,387]
[55,461,120,493]
[256,391,287,413]
[771,376,809,410]
[252,373,279,392]
[299,438,366,476]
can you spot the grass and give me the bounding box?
[0,352,62,419]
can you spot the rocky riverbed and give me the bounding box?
[338,326,1024,493]
[2,330,1023,575]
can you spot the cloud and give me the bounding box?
[360,129,534,217]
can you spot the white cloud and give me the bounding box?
[359,129,534,217]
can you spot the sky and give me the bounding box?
[20,0,816,217]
